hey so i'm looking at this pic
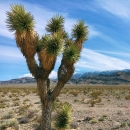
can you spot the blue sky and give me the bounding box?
[1,0,130,81]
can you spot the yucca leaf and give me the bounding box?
[72,20,88,41]
[36,35,50,52]
[46,14,64,33]
[65,39,74,47]
[64,45,80,63]
[46,34,63,56]
[6,4,35,32]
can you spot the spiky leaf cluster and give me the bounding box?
[64,45,80,63]
[37,35,49,52]
[65,39,74,47]
[46,34,63,56]
[72,20,88,41]
[46,14,64,33]
[6,4,35,32]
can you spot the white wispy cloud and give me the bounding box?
[94,50,130,57]
[49,71,57,79]
[0,45,23,58]
[0,3,14,38]
[0,1,99,39]
[88,25,101,38]
[75,48,130,71]
[20,70,57,79]
[96,0,130,20]
[95,32,130,52]
[19,73,33,78]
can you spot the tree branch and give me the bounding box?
[25,57,39,78]
[51,60,75,99]
[47,78,51,95]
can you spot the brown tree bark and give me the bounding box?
[40,100,52,130]
[36,78,53,130]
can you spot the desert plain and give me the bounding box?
[0,84,130,130]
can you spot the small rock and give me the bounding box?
[34,101,40,104]
[18,117,29,124]
[70,122,79,129]
[113,121,120,129]
[76,127,81,130]
[83,117,92,122]
[77,119,82,122]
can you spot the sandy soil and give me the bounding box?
[0,85,130,130]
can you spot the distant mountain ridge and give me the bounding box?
[70,69,130,85]
[1,69,130,85]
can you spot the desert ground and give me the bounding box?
[0,84,130,130]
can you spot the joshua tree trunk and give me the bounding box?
[40,100,52,130]
[37,79,52,130]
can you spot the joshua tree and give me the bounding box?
[6,4,88,130]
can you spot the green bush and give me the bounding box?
[98,117,105,121]
[0,119,19,130]
[55,102,72,130]
[124,94,130,100]
[90,90,102,99]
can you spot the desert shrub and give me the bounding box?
[81,97,85,102]
[9,94,13,98]
[12,93,18,97]
[116,95,120,99]
[74,99,79,102]
[60,89,67,94]
[36,115,42,123]
[52,100,58,111]
[12,101,20,106]
[1,94,5,97]
[3,90,9,94]
[69,91,79,97]
[0,103,6,108]
[121,122,126,127]
[55,102,72,130]
[2,112,13,119]
[88,99,97,107]
[96,97,102,103]
[0,119,19,130]
[90,118,98,124]
[124,94,130,100]
[90,90,102,99]
[13,97,20,101]
[25,110,36,119]
[83,89,87,95]
[0,99,4,103]
[98,117,105,121]
[102,114,107,118]
[20,94,25,97]
[24,98,30,102]
[31,88,38,93]
[18,105,30,115]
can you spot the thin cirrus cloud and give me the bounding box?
[96,0,130,20]
[0,3,14,38]
[0,45,23,58]
[75,48,130,71]
[0,1,99,39]
[94,50,130,57]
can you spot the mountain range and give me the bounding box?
[1,69,130,85]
